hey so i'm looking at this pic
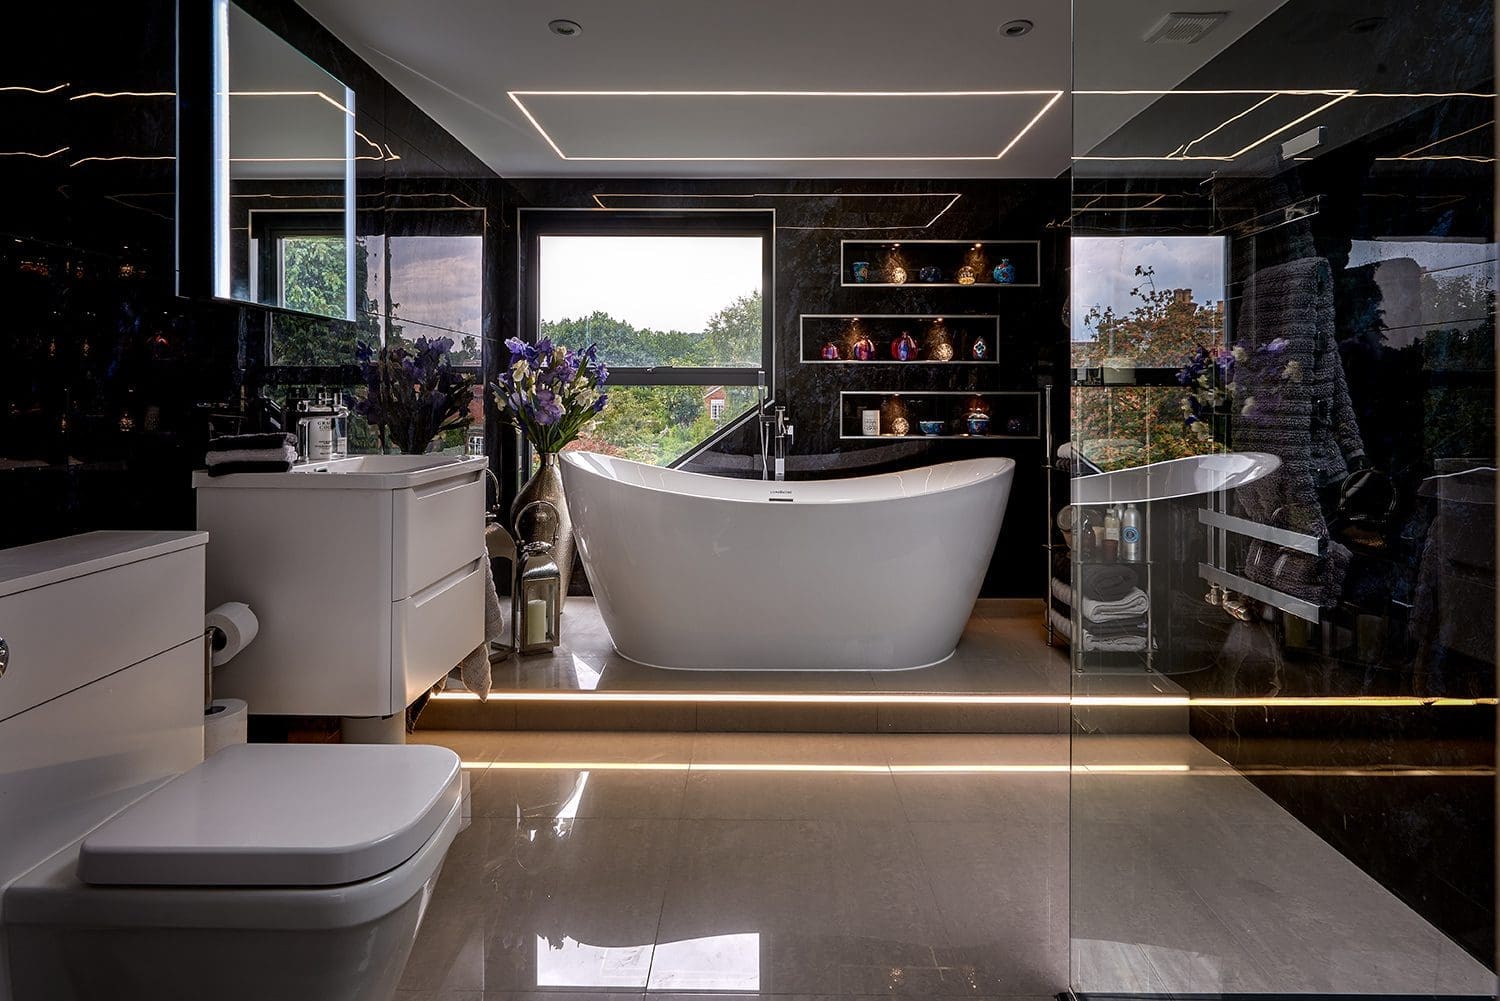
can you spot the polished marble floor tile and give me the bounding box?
[402,729,1495,998]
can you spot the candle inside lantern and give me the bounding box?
[525,598,550,645]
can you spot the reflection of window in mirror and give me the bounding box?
[212,0,355,321]
[272,209,485,368]
[1070,235,1227,369]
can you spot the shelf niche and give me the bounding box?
[800,314,999,365]
[839,390,1041,441]
[841,239,1040,288]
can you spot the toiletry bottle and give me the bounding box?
[1121,503,1142,562]
[1102,506,1120,562]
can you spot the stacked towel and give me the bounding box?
[1080,587,1149,623]
[205,433,297,477]
[1081,564,1139,603]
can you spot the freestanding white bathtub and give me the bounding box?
[560,452,1015,671]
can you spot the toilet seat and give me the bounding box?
[78,743,462,887]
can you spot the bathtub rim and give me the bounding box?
[560,451,1016,507]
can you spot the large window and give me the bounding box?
[526,212,772,466]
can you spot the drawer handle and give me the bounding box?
[0,637,9,678]
[411,559,482,606]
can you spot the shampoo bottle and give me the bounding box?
[1102,505,1121,561]
[1121,503,1143,562]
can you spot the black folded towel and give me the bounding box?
[1081,617,1148,637]
[206,460,294,477]
[208,432,297,452]
[1081,563,1139,603]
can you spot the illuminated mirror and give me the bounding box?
[212,0,354,320]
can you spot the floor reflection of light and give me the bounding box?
[459,760,1493,777]
[649,933,761,991]
[431,691,1495,707]
[533,933,761,991]
[535,935,651,989]
[571,653,602,691]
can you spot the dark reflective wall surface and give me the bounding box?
[0,0,500,548]
[1071,0,1495,977]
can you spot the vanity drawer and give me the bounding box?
[0,547,204,724]
[392,475,484,600]
[391,557,483,712]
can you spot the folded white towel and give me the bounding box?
[1080,587,1149,623]
[205,445,298,466]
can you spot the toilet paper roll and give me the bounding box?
[204,698,248,757]
[206,601,258,667]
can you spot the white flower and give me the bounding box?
[1283,360,1303,382]
[511,359,530,381]
[1240,394,1256,416]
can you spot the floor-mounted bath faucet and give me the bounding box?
[756,383,793,481]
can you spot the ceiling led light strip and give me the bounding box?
[588,191,965,231]
[508,90,1063,162]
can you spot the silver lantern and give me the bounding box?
[512,501,562,655]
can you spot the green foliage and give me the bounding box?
[1072,267,1225,469]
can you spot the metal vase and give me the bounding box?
[511,451,574,605]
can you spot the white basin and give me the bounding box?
[191,453,486,491]
[1070,451,1281,505]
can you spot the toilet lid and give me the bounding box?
[77,743,462,887]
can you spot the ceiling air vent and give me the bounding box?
[1143,11,1228,43]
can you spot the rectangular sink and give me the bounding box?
[191,453,487,490]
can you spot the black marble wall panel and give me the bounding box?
[499,178,1070,597]
[0,0,499,549]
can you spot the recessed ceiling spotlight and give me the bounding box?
[999,19,1033,37]
[548,18,582,37]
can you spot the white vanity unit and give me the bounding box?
[193,454,487,721]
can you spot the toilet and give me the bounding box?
[0,531,461,1001]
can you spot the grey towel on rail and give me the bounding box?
[1081,563,1138,602]
[1232,257,1365,607]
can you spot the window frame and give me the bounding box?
[520,209,775,393]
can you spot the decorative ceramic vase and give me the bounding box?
[918,266,941,283]
[969,335,989,360]
[821,341,841,360]
[965,413,990,436]
[891,331,919,361]
[956,265,976,286]
[512,452,574,606]
[888,265,908,285]
[929,341,954,362]
[919,420,944,436]
[889,416,911,436]
[993,258,1016,284]
[852,261,870,283]
[852,335,876,361]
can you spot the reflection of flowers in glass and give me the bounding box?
[357,336,477,454]
[1177,339,1297,443]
